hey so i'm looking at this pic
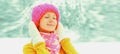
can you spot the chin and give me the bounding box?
[47,29,54,32]
[46,28,55,31]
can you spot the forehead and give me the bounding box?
[44,12,56,16]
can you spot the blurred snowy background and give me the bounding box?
[0,0,120,42]
[0,0,120,54]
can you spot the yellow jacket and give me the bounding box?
[23,38,78,54]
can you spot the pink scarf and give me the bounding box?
[40,32,60,54]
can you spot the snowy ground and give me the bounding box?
[0,38,120,54]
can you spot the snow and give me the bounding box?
[0,38,120,54]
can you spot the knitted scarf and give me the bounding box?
[40,32,60,54]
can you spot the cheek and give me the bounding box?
[54,20,57,25]
[39,20,46,28]
[40,19,47,25]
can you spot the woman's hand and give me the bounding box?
[28,21,44,45]
[56,23,68,41]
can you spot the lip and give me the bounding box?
[47,24,55,26]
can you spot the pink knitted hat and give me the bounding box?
[32,3,60,29]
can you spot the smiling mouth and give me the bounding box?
[47,24,55,26]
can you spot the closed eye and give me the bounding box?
[45,16,49,18]
[53,17,56,19]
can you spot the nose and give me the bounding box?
[49,17,54,23]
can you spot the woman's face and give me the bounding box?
[39,12,57,32]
